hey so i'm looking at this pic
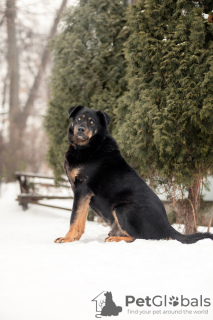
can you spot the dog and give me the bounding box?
[55,106,213,244]
[101,292,122,316]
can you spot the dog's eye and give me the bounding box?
[89,119,94,125]
[78,117,82,122]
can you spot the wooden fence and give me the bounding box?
[15,171,73,211]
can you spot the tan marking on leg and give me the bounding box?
[55,194,93,243]
[106,210,135,243]
[105,236,135,243]
[112,210,129,237]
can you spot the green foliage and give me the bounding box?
[44,0,128,180]
[116,0,213,188]
[167,208,177,225]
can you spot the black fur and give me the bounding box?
[62,106,213,244]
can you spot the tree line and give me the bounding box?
[45,0,213,234]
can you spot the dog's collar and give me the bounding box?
[71,143,77,149]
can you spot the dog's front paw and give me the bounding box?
[54,237,76,243]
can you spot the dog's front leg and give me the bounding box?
[55,181,93,243]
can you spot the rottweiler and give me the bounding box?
[55,106,213,244]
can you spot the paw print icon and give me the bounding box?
[169,296,179,307]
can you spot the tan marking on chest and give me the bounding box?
[70,168,80,181]
[112,210,129,237]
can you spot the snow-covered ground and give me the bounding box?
[0,183,213,320]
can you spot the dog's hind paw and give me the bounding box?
[105,236,135,243]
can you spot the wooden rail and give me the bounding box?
[15,171,55,179]
[15,171,73,211]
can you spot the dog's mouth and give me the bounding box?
[69,131,90,145]
[69,124,93,145]
[75,133,89,141]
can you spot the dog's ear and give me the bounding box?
[97,111,111,127]
[68,105,84,119]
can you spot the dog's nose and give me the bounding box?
[78,127,85,133]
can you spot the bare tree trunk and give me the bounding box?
[19,0,68,130]
[4,0,68,179]
[6,0,20,145]
[185,179,201,234]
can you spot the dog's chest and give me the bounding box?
[70,167,81,182]
[64,159,83,190]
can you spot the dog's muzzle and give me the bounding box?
[75,125,89,140]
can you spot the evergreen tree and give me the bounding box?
[44,0,128,181]
[116,0,213,234]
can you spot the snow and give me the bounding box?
[0,183,213,320]
[203,13,209,20]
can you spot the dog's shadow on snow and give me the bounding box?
[80,233,108,244]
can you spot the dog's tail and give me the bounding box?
[169,226,213,244]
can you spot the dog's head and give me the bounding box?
[68,106,111,145]
[104,291,112,300]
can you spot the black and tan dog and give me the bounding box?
[55,106,213,244]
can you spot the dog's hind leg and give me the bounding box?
[105,208,135,243]
[108,222,126,237]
